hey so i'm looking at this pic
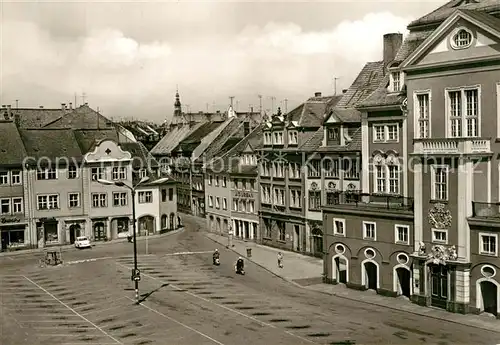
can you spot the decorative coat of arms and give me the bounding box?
[328,182,336,190]
[428,203,452,229]
[425,245,458,265]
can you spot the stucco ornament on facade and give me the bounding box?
[428,203,452,229]
[399,97,408,116]
[425,245,458,265]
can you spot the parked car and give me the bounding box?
[75,236,91,249]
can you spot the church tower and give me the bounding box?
[174,89,182,117]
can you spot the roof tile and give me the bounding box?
[0,121,27,165]
[20,128,83,162]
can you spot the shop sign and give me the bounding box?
[235,191,253,198]
[1,217,20,224]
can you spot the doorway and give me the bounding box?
[170,213,175,229]
[480,281,498,316]
[334,256,348,284]
[69,224,81,244]
[364,262,378,290]
[311,228,323,258]
[396,267,411,298]
[244,222,250,239]
[293,225,300,251]
[430,264,448,309]
[93,222,106,241]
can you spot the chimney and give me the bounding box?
[69,102,73,109]
[84,102,88,106]
[61,103,66,110]
[342,89,348,94]
[1,105,5,108]
[7,105,11,110]
[39,106,44,109]
[383,33,403,72]
[315,92,322,97]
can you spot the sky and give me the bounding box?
[0,0,447,123]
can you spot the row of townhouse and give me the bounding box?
[317,1,500,318]
[0,105,177,252]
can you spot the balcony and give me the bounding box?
[472,202,500,219]
[324,191,414,211]
[412,138,492,156]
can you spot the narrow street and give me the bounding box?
[0,219,498,345]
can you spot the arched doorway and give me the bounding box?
[223,219,228,234]
[161,215,167,229]
[363,261,378,290]
[170,213,175,229]
[312,228,323,257]
[69,224,81,244]
[209,216,214,232]
[177,216,182,227]
[138,216,155,235]
[93,222,105,241]
[479,280,498,316]
[332,255,348,284]
[395,267,411,298]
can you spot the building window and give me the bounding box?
[333,219,345,236]
[140,169,148,178]
[37,168,57,180]
[208,196,213,208]
[138,191,153,204]
[324,159,339,178]
[328,127,339,140]
[375,165,386,193]
[113,192,127,206]
[308,160,321,178]
[0,199,10,214]
[261,185,271,204]
[215,197,220,209]
[68,193,80,208]
[273,131,284,145]
[92,193,107,207]
[91,167,104,181]
[261,161,271,176]
[432,229,448,244]
[289,162,301,179]
[68,166,78,179]
[233,199,238,211]
[208,175,212,185]
[395,225,409,244]
[12,198,22,213]
[0,171,8,185]
[222,198,227,210]
[161,189,167,202]
[308,190,321,210]
[215,176,219,186]
[239,199,246,212]
[249,201,255,213]
[451,28,473,49]
[480,233,497,256]
[431,165,448,201]
[112,167,126,180]
[343,158,359,179]
[169,188,174,201]
[373,124,399,142]
[447,87,479,138]
[37,194,59,210]
[223,177,227,187]
[273,188,285,206]
[391,72,400,92]
[264,132,272,145]
[11,171,21,185]
[277,221,286,241]
[388,164,399,194]
[290,189,301,208]
[273,162,284,178]
[288,130,298,145]
[415,92,430,139]
[363,222,376,240]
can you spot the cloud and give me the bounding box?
[1,11,411,121]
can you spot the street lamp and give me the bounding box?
[97,175,149,303]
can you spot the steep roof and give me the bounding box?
[43,105,114,129]
[326,108,362,123]
[357,75,407,108]
[393,30,434,64]
[120,141,159,168]
[336,61,385,108]
[177,122,222,154]
[12,108,67,128]
[408,0,500,29]
[460,8,500,31]
[73,129,120,153]
[150,125,192,156]
[192,117,241,162]
[301,127,362,153]
[20,128,83,162]
[0,121,27,165]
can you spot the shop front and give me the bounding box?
[0,215,28,251]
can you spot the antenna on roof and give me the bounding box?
[81,92,87,105]
[236,100,240,112]
[269,96,276,115]
[229,96,235,109]
[15,100,19,109]
[284,99,288,113]
[334,77,340,95]
[257,94,263,115]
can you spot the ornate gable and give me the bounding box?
[84,140,132,163]
[402,10,500,70]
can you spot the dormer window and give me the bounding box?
[391,72,401,92]
[451,28,473,49]
[264,132,272,145]
[328,127,339,140]
[273,131,284,145]
[288,131,298,145]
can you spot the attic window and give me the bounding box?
[451,28,473,49]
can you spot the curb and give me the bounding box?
[204,233,500,334]
[0,228,185,258]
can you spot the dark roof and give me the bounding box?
[151,125,192,156]
[460,8,500,31]
[73,129,120,153]
[408,0,500,29]
[299,128,324,152]
[326,108,362,123]
[20,128,83,162]
[13,108,67,128]
[316,127,362,152]
[336,61,385,108]
[393,30,434,64]
[196,117,245,163]
[120,141,159,168]
[177,122,222,154]
[357,75,406,108]
[44,105,114,129]
[0,121,27,165]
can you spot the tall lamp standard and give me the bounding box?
[97,176,149,303]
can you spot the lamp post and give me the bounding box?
[97,176,149,303]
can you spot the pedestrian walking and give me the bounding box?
[277,252,283,268]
